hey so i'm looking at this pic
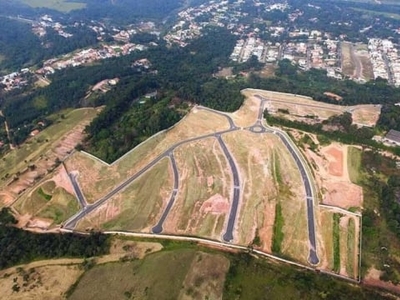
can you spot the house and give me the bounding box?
[384,129,400,146]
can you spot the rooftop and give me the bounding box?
[385,129,400,143]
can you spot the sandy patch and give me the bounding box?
[200,194,230,215]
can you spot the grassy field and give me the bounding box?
[77,157,172,232]
[69,249,229,300]
[347,217,356,278]
[221,131,278,247]
[333,213,341,273]
[348,147,362,184]
[20,0,86,12]
[14,178,79,225]
[169,137,230,238]
[341,42,356,77]
[320,211,334,270]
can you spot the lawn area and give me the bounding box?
[348,147,362,184]
[69,249,229,300]
[20,0,86,12]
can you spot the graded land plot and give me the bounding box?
[244,88,381,127]
[351,104,382,127]
[69,249,229,300]
[341,42,356,77]
[20,0,86,12]
[76,157,172,232]
[230,90,261,127]
[0,108,100,208]
[303,140,363,209]
[163,138,231,240]
[318,209,360,278]
[223,130,309,262]
[64,107,230,204]
[221,131,278,249]
[13,164,79,229]
[354,44,374,81]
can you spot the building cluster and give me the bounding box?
[368,38,400,86]
[0,69,30,91]
[36,43,147,76]
[31,15,74,38]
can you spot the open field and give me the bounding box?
[76,158,172,232]
[223,129,308,262]
[302,141,363,209]
[69,249,229,300]
[354,44,374,81]
[20,0,86,12]
[341,42,356,77]
[64,107,230,204]
[348,146,362,184]
[0,108,100,209]
[230,90,262,127]
[0,238,163,299]
[163,138,231,240]
[222,131,276,249]
[318,209,360,279]
[246,88,381,127]
[13,164,79,228]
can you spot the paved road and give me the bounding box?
[68,172,87,208]
[64,99,320,265]
[254,94,320,265]
[216,134,241,243]
[152,152,179,234]
[63,125,239,230]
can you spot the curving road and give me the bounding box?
[254,94,320,265]
[68,171,88,208]
[63,118,240,231]
[63,98,319,265]
[152,152,179,234]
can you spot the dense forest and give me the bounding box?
[0,208,110,270]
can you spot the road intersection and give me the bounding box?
[64,97,320,265]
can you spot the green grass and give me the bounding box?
[37,187,79,224]
[348,147,362,184]
[38,187,52,201]
[272,201,284,255]
[333,213,341,273]
[347,218,356,278]
[19,0,86,12]
[69,249,197,300]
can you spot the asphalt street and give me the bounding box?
[216,134,241,243]
[64,98,320,265]
[254,94,320,265]
[68,172,87,208]
[152,152,179,234]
